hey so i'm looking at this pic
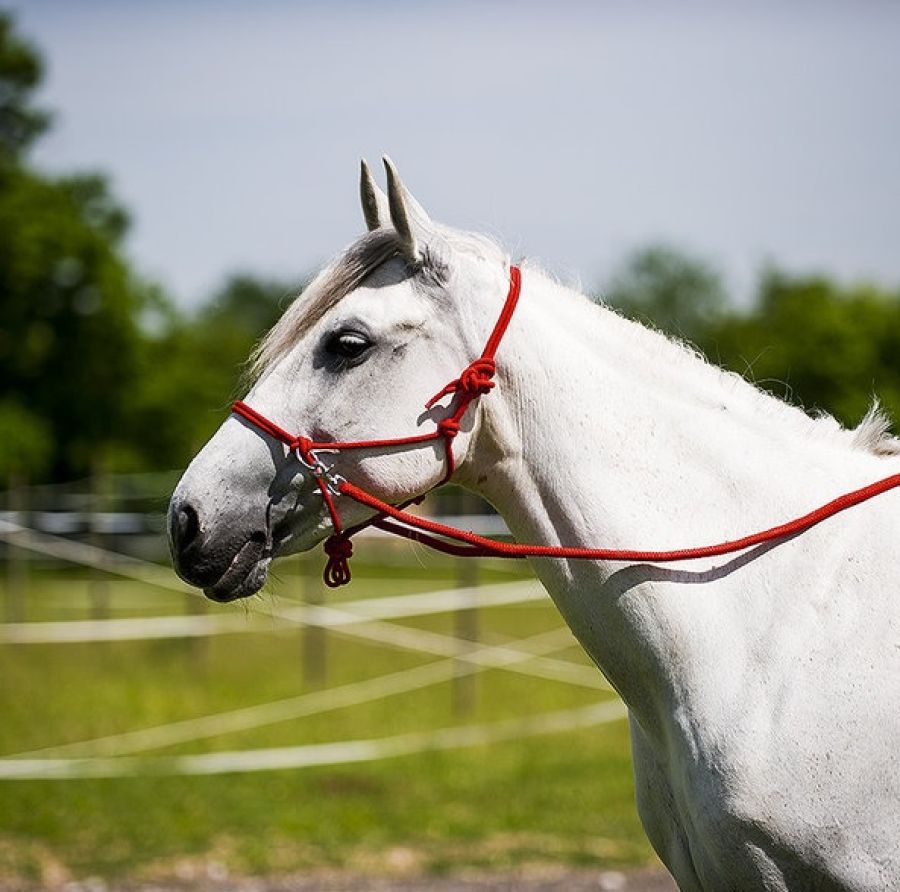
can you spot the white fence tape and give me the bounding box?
[1,520,619,778]
[0,519,192,592]
[0,580,546,644]
[10,627,578,760]
[0,700,627,779]
[276,602,607,691]
[0,522,602,689]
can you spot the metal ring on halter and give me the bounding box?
[308,469,345,497]
[296,449,345,496]
[294,448,319,471]
[295,447,338,471]
[323,472,346,496]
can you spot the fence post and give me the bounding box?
[452,490,481,717]
[302,556,327,687]
[89,460,109,620]
[5,473,27,623]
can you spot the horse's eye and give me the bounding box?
[325,331,372,361]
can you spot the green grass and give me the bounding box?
[0,549,655,883]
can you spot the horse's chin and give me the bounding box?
[203,538,272,603]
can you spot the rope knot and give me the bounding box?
[289,436,313,460]
[437,418,461,439]
[323,534,353,587]
[458,358,496,395]
[425,358,497,409]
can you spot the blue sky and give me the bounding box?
[10,1,900,307]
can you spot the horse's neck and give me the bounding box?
[463,267,888,728]
[471,266,876,547]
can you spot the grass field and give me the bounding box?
[0,546,655,885]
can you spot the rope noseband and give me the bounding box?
[232,264,900,587]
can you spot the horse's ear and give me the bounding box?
[383,155,430,266]
[359,158,389,231]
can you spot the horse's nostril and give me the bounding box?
[173,503,200,553]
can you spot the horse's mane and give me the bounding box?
[250,229,402,379]
[585,282,900,458]
[854,403,900,455]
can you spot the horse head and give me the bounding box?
[168,158,511,601]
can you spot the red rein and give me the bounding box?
[232,265,900,587]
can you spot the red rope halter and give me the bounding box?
[232,264,900,587]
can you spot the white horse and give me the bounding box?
[170,158,900,891]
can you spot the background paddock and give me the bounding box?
[0,480,652,882]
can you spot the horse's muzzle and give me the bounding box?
[168,497,269,601]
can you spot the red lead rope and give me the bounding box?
[343,474,900,562]
[232,265,900,587]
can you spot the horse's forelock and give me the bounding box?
[249,229,405,380]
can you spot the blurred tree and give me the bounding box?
[602,244,900,435]
[0,166,144,478]
[604,243,728,344]
[0,399,51,483]
[0,14,144,480]
[126,274,299,468]
[202,274,292,336]
[0,10,50,166]
[707,270,900,429]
